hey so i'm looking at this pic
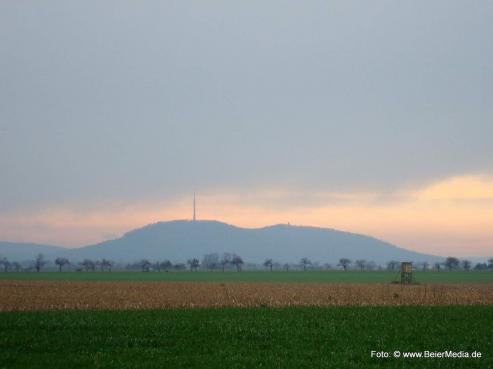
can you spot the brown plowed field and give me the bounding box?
[1,280,492,311]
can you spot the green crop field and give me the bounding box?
[0,306,491,369]
[1,270,492,283]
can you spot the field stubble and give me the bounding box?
[1,280,492,311]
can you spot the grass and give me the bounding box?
[0,306,491,369]
[1,270,492,283]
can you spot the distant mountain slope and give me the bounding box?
[64,220,441,264]
[0,242,65,261]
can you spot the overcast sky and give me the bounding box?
[1,1,492,256]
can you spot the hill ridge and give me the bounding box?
[0,220,442,264]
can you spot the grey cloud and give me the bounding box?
[1,0,492,212]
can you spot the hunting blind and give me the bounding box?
[400,262,413,284]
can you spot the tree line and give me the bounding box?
[0,253,492,272]
[385,257,493,272]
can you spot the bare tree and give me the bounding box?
[300,257,311,271]
[187,258,200,271]
[0,256,10,272]
[220,253,232,272]
[421,262,429,271]
[231,254,244,271]
[34,254,46,272]
[338,258,351,271]
[386,260,399,271]
[55,257,70,272]
[434,262,442,271]
[102,259,113,272]
[140,259,151,272]
[12,261,21,272]
[202,253,220,271]
[488,258,493,269]
[264,259,274,271]
[474,262,488,271]
[444,257,460,271]
[355,259,366,271]
[283,263,290,271]
[80,259,95,272]
[161,260,173,272]
[95,260,103,272]
[462,260,471,271]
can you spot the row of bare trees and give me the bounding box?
[386,257,493,271]
[0,254,116,272]
[132,255,490,273]
[79,258,114,272]
[0,257,22,272]
[135,253,246,272]
[261,257,313,271]
[200,253,245,271]
[442,257,483,271]
[2,253,493,272]
[118,254,245,273]
[261,257,493,272]
[0,254,49,272]
[259,258,376,271]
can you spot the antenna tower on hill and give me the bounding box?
[193,192,196,221]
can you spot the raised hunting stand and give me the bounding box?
[400,262,413,284]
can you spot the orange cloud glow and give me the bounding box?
[1,175,492,257]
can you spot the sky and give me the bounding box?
[1,1,492,256]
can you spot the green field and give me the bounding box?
[0,306,490,369]
[1,270,492,283]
